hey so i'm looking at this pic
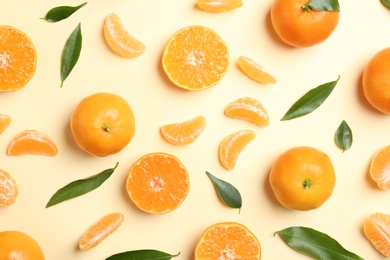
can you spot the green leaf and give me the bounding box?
[42,2,87,22]
[281,76,340,121]
[60,23,82,88]
[335,120,352,152]
[382,0,390,9]
[46,162,118,208]
[275,226,364,260]
[303,0,340,11]
[206,171,242,210]
[106,250,180,260]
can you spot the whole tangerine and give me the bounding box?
[362,47,390,115]
[0,230,45,259]
[270,0,340,48]
[269,146,336,211]
[70,92,135,157]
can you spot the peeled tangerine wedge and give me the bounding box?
[219,130,256,170]
[369,145,390,190]
[0,114,12,134]
[7,130,58,156]
[364,212,390,257]
[79,212,124,251]
[103,13,145,58]
[0,169,18,206]
[238,56,277,84]
[197,0,243,13]
[160,115,206,145]
[225,97,270,126]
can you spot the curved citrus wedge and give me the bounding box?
[225,97,270,126]
[126,152,190,214]
[219,130,256,170]
[369,145,390,190]
[364,212,390,257]
[195,222,261,259]
[0,169,18,206]
[7,130,58,156]
[162,25,229,91]
[79,212,124,251]
[160,115,206,145]
[0,26,37,91]
[0,114,12,134]
[238,56,277,84]
[103,13,145,58]
[197,0,243,12]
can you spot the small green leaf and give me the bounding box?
[335,120,352,152]
[382,0,390,9]
[275,226,364,260]
[281,76,340,121]
[106,250,180,260]
[206,171,242,210]
[303,0,340,11]
[42,2,87,22]
[60,23,82,88]
[46,162,118,208]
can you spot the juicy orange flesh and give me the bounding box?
[370,145,390,190]
[224,97,270,126]
[162,25,229,90]
[0,114,12,134]
[7,130,58,156]
[364,213,390,257]
[79,212,124,251]
[127,153,190,214]
[0,169,18,206]
[219,130,256,170]
[197,0,243,12]
[238,56,276,84]
[160,115,206,145]
[104,13,145,58]
[196,223,261,259]
[0,26,36,91]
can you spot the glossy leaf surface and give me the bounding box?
[106,250,180,260]
[335,120,352,152]
[206,171,242,209]
[42,2,87,22]
[306,0,340,11]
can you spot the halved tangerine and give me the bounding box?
[238,56,277,84]
[224,97,270,126]
[162,25,229,91]
[126,152,190,214]
[219,130,256,170]
[160,115,206,145]
[7,130,58,156]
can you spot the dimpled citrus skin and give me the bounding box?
[0,231,45,259]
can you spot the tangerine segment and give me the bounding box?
[225,97,270,126]
[162,25,229,91]
[79,212,124,251]
[126,152,190,214]
[0,113,12,134]
[7,130,58,156]
[364,213,390,257]
[103,13,145,58]
[160,115,206,145]
[0,26,37,91]
[238,56,277,84]
[369,145,390,190]
[195,222,261,259]
[197,0,243,12]
[0,169,18,206]
[219,130,256,170]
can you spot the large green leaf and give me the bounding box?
[106,250,180,260]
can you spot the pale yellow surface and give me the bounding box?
[1,0,390,259]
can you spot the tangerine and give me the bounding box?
[0,230,44,259]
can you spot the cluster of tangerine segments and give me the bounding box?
[364,212,390,257]
[0,169,18,207]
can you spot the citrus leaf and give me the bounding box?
[305,0,340,11]
[335,120,352,152]
[42,2,87,22]
[275,226,364,260]
[106,250,180,260]
[206,171,242,209]
[46,162,118,208]
[281,76,340,121]
[382,0,390,9]
[60,23,82,88]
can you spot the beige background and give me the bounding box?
[1,0,390,259]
